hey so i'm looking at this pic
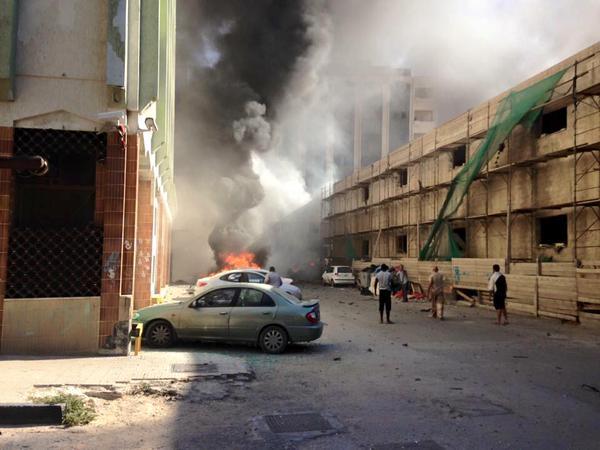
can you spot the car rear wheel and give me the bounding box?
[259,326,288,354]
[146,320,176,348]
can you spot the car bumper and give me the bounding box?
[332,278,355,285]
[287,323,324,342]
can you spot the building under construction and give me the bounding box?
[321,43,600,325]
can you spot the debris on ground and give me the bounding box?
[333,357,342,361]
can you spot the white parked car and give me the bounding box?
[197,269,302,300]
[322,265,355,286]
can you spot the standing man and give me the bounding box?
[264,266,283,288]
[374,264,393,324]
[427,266,445,320]
[397,264,410,303]
[488,264,508,325]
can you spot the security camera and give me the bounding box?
[97,110,126,122]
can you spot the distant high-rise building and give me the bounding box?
[326,67,436,182]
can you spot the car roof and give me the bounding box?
[207,269,264,279]
[205,281,275,292]
[218,268,264,275]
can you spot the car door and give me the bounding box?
[228,288,277,341]
[323,266,332,283]
[180,288,238,340]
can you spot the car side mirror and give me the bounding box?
[191,299,206,308]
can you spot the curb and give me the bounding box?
[0,403,64,426]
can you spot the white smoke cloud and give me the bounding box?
[233,101,271,152]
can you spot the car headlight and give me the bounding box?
[133,312,140,320]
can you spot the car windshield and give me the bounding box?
[336,267,352,273]
[272,287,302,305]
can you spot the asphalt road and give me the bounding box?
[4,283,600,449]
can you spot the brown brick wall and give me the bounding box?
[121,135,139,295]
[155,196,172,289]
[133,176,153,310]
[99,132,126,348]
[0,126,13,345]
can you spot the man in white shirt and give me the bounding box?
[264,266,283,288]
[396,264,410,303]
[374,264,393,324]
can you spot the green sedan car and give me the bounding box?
[133,283,323,354]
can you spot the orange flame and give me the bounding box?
[199,252,261,281]
[220,251,260,271]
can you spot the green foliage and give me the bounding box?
[33,393,96,427]
[129,382,155,396]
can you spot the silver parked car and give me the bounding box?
[197,269,303,299]
[133,283,322,354]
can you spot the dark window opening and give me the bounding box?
[396,234,408,254]
[7,128,106,298]
[453,227,466,252]
[362,240,370,257]
[452,145,467,168]
[538,215,568,245]
[541,107,567,135]
[363,186,370,203]
[397,168,408,187]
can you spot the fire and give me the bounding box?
[198,252,261,283]
[220,251,260,271]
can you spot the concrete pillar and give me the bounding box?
[0,126,13,347]
[353,94,362,172]
[381,84,390,159]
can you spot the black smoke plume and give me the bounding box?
[175,0,312,270]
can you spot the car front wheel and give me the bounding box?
[259,326,288,354]
[146,320,176,348]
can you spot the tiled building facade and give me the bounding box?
[0,0,176,354]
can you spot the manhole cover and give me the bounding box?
[450,397,511,417]
[264,413,333,433]
[171,363,218,373]
[372,441,445,450]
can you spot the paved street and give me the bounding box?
[3,284,600,449]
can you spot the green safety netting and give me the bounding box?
[419,69,567,261]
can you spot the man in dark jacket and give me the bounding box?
[488,264,508,325]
